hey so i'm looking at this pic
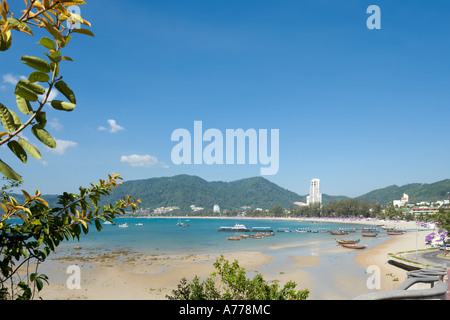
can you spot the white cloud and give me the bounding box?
[98,119,124,133]
[47,139,78,155]
[120,154,169,169]
[2,73,26,85]
[49,118,63,132]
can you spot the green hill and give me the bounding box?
[356,179,450,205]
[99,174,305,211]
[7,176,450,212]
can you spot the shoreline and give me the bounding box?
[123,215,433,229]
[354,229,431,291]
[37,217,436,300]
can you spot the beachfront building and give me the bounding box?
[190,205,204,212]
[393,193,409,207]
[213,204,220,214]
[306,178,322,205]
[410,206,450,216]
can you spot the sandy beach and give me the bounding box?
[36,218,436,300]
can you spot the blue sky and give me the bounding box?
[1,0,449,198]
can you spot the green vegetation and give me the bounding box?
[356,179,450,205]
[100,175,450,215]
[0,1,138,300]
[435,207,450,233]
[100,174,348,212]
[167,256,309,300]
[101,175,303,211]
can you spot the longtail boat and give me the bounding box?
[341,244,367,249]
[336,239,360,245]
[226,236,241,241]
[330,231,349,235]
[387,230,405,235]
[361,233,378,237]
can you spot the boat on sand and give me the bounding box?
[336,239,360,245]
[341,244,367,249]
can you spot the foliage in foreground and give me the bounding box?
[0,174,139,300]
[0,1,140,300]
[167,255,309,300]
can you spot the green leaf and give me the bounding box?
[7,140,27,164]
[16,95,33,115]
[30,220,42,226]
[42,19,64,44]
[54,81,76,104]
[21,55,51,73]
[6,18,33,36]
[95,219,103,232]
[35,278,43,291]
[71,28,95,37]
[18,138,42,159]
[35,111,47,127]
[31,124,56,148]
[14,84,38,102]
[45,51,61,63]
[51,100,76,112]
[0,103,16,132]
[0,159,22,181]
[0,30,12,52]
[15,80,46,104]
[37,37,56,50]
[9,109,22,130]
[28,71,50,83]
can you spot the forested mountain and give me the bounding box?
[8,176,450,211]
[99,174,305,211]
[356,179,450,205]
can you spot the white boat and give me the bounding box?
[118,223,129,228]
[135,223,143,226]
[217,223,250,232]
[103,221,113,225]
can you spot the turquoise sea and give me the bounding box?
[54,217,390,255]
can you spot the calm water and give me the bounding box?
[11,217,399,299]
[50,217,389,256]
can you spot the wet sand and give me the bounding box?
[36,219,433,300]
[354,229,429,291]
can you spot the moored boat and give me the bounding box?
[218,223,250,232]
[341,244,367,249]
[361,228,378,233]
[330,231,348,235]
[336,239,360,245]
[251,227,273,233]
[361,233,378,237]
[226,236,241,240]
[387,230,405,235]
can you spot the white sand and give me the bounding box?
[36,218,435,300]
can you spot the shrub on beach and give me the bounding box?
[167,255,309,300]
